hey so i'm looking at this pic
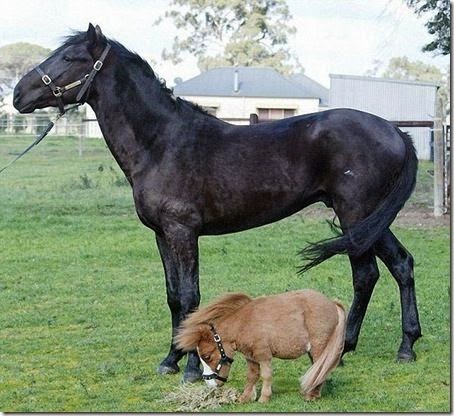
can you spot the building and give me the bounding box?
[329,74,439,160]
[173,66,329,124]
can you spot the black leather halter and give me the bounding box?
[36,43,111,115]
[202,325,234,383]
[0,44,111,175]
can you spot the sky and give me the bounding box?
[0,0,450,88]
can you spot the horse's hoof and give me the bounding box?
[182,368,202,383]
[157,362,180,375]
[396,350,416,363]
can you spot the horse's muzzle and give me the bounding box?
[13,86,35,113]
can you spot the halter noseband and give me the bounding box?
[36,43,111,115]
[202,325,234,383]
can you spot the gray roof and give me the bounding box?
[173,67,326,101]
[288,73,329,106]
[330,73,440,88]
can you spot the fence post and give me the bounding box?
[433,93,444,216]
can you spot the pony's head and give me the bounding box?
[176,323,235,388]
[176,293,251,387]
[14,23,108,114]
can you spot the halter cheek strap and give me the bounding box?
[76,43,111,103]
[201,325,234,383]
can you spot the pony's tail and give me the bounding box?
[299,129,418,273]
[300,302,346,399]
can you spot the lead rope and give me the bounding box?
[0,103,81,175]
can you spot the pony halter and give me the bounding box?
[202,325,234,383]
[35,43,111,115]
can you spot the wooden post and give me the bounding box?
[249,113,259,125]
[433,92,444,216]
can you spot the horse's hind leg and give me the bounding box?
[344,251,380,354]
[375,229,421,361]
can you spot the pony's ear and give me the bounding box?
[87,23,106,48]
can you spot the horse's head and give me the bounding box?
[176,323,235,387]
[13,23,108,114]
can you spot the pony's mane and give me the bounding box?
[56,30,214,118]
[187,293,252,326]
[176,293,252,351]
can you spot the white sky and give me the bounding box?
[0,0,450,87]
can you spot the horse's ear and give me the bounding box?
[95,25,104,40]
[87,23,97,45]
[87,23,106,48]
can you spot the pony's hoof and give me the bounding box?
[396,350,416,363]
[258,395,270,403]
[157,362,180,375]
[182,368,202,383]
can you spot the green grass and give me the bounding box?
[0,135,450,412]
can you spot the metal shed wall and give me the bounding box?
[329,75,438,160]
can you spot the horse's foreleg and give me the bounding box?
[258,361,273,403]
[239,359,260,403]
[155,229,202,382]
[344,251,379,354]
[375,229,421,362]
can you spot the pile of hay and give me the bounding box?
[162,384,240,411]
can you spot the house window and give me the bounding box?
[258,108,295,121]
[202,106,218,116]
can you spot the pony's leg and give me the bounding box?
[344,251,380,354]
[375,229,421,361]
[239,359,260,403]
[258,361,273,403]
[155,230,202,382]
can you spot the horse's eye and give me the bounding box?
[201,354,211,361]
[63,55,72,62]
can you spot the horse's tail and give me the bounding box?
[300,301,346,399]
[299,128,417,273]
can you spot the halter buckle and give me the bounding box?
[93,60,103,71]
[53,87,63,97]
[213,334,221,343]
[41,74,52,86]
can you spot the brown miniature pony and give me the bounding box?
[176,289,346,402]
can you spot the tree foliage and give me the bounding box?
[406,0,450,55]
[0,42,51,94]
[156,0,302,74]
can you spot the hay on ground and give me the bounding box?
[162,384,240,411]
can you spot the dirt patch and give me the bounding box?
[298,203,450,229]
[395,207,450,228]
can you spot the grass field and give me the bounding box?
[0,135,450,412]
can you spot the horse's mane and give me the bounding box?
[56,30,214,118]
[175,293,252,351]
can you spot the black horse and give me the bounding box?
[13,24,421,381]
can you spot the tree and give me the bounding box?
[0,43,51,94]
[405,0,450,55]
[156,0,302,74]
